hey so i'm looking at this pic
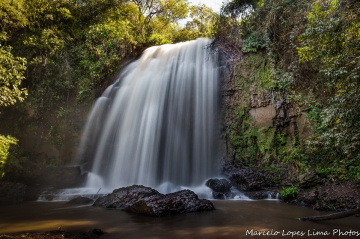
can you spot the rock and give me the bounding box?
[126,189,214,217]
[244,190,280,200]
[297,182,360,211]
[93,185,214,217]
[93,185,160,209]
[212,191,235,199]
[67,197,94,205]
[206,179,232,192]
[298,171,323,189]
[229,169,266,191]
[298,190,317,205]
[0,182,27,205]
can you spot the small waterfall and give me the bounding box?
[78,38,220,192]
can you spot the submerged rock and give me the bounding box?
[93,185,214,216]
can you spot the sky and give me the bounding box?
[187,0,224,13]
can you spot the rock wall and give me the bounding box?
[220,52,313,184]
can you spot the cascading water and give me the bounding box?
[77,38,219,193]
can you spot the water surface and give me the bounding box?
[1,200,359,238]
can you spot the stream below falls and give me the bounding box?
[1,200,359,239]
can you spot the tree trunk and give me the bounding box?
[301,208,360,222]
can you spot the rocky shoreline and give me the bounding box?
[214,161,360,211]
[1,163,359,213]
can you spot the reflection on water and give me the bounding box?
[0,200,359,238]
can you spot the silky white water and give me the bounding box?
[77,38,220,192]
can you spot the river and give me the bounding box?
[1,200,359,238]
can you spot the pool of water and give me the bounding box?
[0,200,359,238]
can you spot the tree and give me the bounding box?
[130,0,188,44]
[0,45,27,107]
[0,0,28,107]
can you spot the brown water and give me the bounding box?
[0,200,359,238]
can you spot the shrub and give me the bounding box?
[280,184,299,200]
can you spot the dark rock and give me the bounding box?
[229,169,266,191]
[212,191,235,199]
[54,166,87,188]
[24,186,43,201]
[206,179,232,192]
[67,197,94,205]
[93,185,160,209]
[93,185,214,217]
[244,190,280,200]
[298,171,323,189]
[297,182,360,211]
[0,182,27,205]
[126,189,214,216]
[298,190,317,205]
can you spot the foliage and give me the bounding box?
[280,184,299,200]
[218,0,360,184]
[298,0,360,162]
[0,135,17,179]
[0,46,27,107]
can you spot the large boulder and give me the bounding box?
[126,189,214,217]
[93,185,214,216]
[0,182,27,205]
[229,169,266,191]
[93,185,160,209]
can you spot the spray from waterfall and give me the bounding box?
[77,38,219,193]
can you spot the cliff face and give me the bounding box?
[219,52,313,185]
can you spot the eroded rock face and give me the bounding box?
[229,169,266,191]
[93,185,214,216]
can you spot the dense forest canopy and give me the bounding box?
[0,0,359,186]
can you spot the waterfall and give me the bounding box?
[78,38,219,192]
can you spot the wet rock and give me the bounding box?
[229,169,266,191]
[212,191,235,199]
[93,185,160,209]
[93,185,214,216]
[0,182,27,205]
[67,197,94,205]
[206,179,232,192]
[298,171,323,189]
[244,190,280,200]
[126,189,214,216]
